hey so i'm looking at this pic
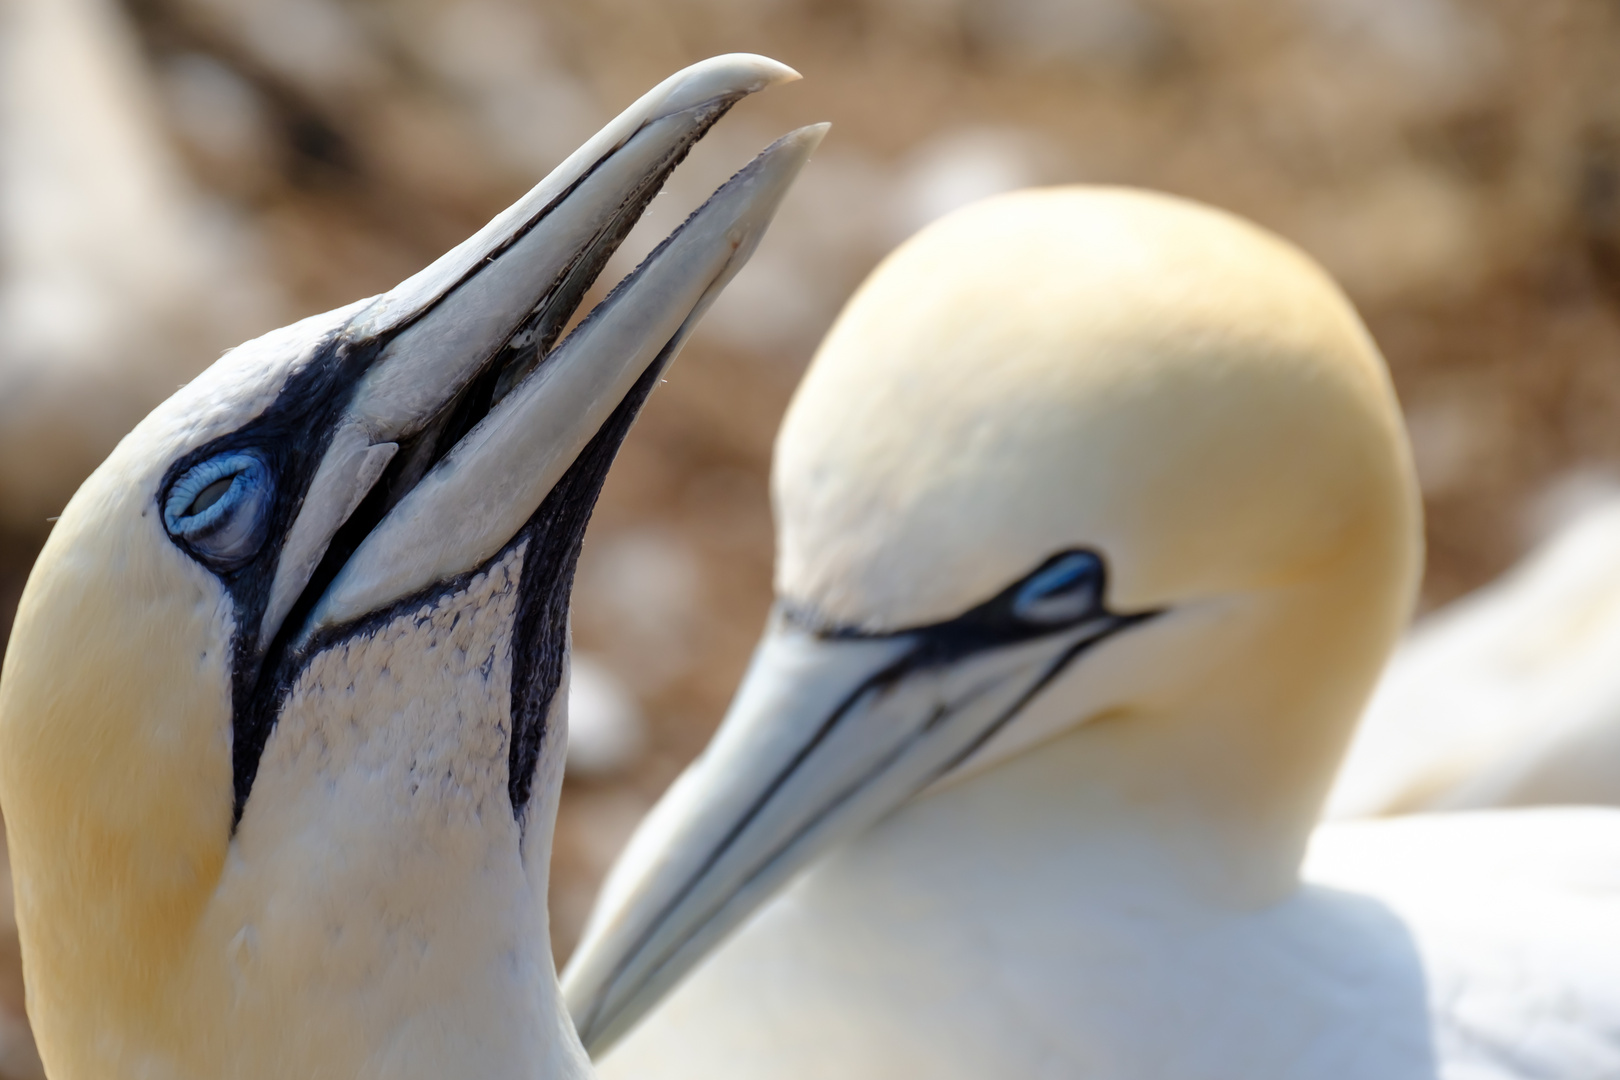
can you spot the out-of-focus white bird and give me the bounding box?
[1329,493,1620,816]
[0,55,822,1079]
[562,188,1620,1080]
[567,652,647,780]
[0,0,273,535]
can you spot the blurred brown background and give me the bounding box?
[2,0,1620,1074]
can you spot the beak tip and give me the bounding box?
[738,122,830,206]
[723,51,802,88]
[655,53,802,119]
[789,121,831,153]
[692,121,828,287]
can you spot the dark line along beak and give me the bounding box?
[301,121,826,638]
[561,561,1153,1055]
[258,53,803,652]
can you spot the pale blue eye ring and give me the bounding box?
[1013,551,1104,624]
[163,451,274,570]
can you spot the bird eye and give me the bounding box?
[163,451,275,570]
[1012,551,1104,624]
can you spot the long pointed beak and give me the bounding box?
[307,122,826,636]
[227,57,826,826]
[257,53,805,653]
[562,594,1150,1054]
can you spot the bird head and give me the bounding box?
[563,186,1422,1054]
[0,55,822,1079]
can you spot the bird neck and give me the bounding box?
[15,725,589,1080]
[2,532,594,1079]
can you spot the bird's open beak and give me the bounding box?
[562,578,1152,1054]
[228,55,823,824]
[253,54,820,654]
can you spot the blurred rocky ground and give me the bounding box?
[1,0,1619,1073]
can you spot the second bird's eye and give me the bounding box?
[163,451,275,570]
[1012,550,1104,625]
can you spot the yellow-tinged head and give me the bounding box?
[0,56,820,1079]
[0,339,248,1066]
[772,185,1422,890]
[564,187,1423,1054]
[778,185,1418,632]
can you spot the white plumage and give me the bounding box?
[563,187,1620,1080]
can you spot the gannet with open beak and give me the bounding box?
[0,55,823,1079]
[564,188,1620,1079]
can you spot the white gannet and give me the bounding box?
[562,187,1620,1079]
[0,54,823,1079]
[1330,494,1620,816]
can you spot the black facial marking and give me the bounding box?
[219,250,698,829]
[155,91,751,830]
[768,550,1159,800]
[803,549,1123,656]
[157,332,387,826]
[584,552,1160,1024]
[266,340,674,832]
[752,550,1154,856]
[506,338,674,821]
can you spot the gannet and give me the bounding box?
[563,188,1620,1079]
[0,54,823,1079]
[1330,493,1620,816]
